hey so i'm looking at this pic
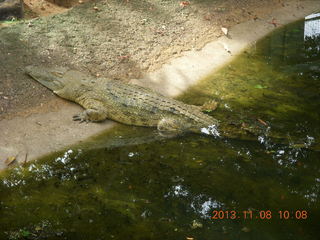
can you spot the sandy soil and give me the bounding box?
[0,0,319,170]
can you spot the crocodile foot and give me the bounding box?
[73,109,108,122]
[73,112,90,123]
[201,100,218,112]
[157,118,183,133]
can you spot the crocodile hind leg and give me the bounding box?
[157,118,184,137]
[189,100,219,112]
[200,100,218,112]
[157,118,183,132]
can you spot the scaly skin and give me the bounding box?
[25,66,219,134]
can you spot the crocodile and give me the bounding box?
[25,66,220,135]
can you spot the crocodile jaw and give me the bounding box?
[25,65,67,91]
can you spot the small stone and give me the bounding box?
[141,18,147,25]
[221,27,228,35]
[180,1,190,7]
[191,220,203,229]
[35,226,42,231]
[221,42,231,54]
[241,226,251,232]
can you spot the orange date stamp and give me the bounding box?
[211,210,308,220]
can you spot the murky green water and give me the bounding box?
[1,17,320,240]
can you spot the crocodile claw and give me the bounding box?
[73,114,89,123]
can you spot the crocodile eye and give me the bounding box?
[51,71,64,77]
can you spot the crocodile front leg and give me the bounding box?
[73,108,108,122]
[73,98,108,122]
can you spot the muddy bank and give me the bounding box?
[0,0,319,170]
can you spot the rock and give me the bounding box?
[191,220,203,229]
[0,0,23,20]
[221,27,228,35]
[241,226,251,232]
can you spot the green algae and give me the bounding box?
[1,17,320,240]
[177,19,319,149]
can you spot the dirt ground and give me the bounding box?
[0,0,307,120]
[0,0,319,169]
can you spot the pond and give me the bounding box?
[0,16,319,240]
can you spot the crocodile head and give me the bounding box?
[25,65,96,101]
[25,65,69,92]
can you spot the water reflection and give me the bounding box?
[1,131,320,239]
